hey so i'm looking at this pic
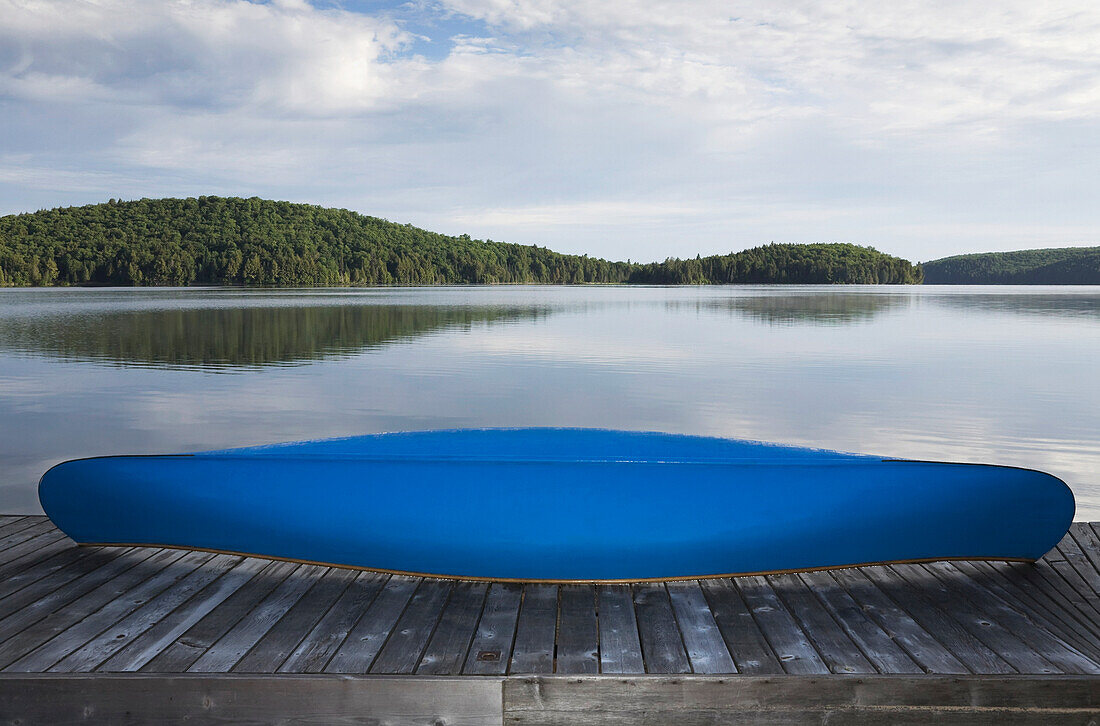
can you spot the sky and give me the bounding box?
[1,0,1099,263]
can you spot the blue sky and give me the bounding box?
[1,0,1098,262]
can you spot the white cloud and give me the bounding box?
[1,0,1098,260]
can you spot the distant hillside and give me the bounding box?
[0,197,921,286]
[632,243,923,284]
[0,197,632,286]
[922,247,1100,284]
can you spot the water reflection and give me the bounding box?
[925,291,1100,319]
[0,303,547,370]
[689,293,909,325]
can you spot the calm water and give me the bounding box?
[1,285,1097,519]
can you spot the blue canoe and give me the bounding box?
[38,428,1074,582]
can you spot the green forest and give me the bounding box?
[0,197,922,286]
[922,247,1100,284]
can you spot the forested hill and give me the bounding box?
[922,247,1100,284]
[0,197,633,286]
[631,243,923,284]
[0,197,920,286]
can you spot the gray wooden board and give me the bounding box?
[596,584,644,674]
[1070,524,1100,586]
[100,556,274,672]
[857,565,1015,674]
[187,563,324,673]
[698,578,785,675]
[1007,559,1100,642]
[503,674,1100,725]
[368,578,454,675]
[767,572,876,674]
[50,553,245,672]
[0,546,134,623]
[921,562,1100,674]
[0,535,80,584]
[1055,539,1100,619]
[418,581,488,675]
[797,570,922,674]
[889,563,1059,674]
[278,571,388,673]
[0,517,1097,680]
[825,566,968,674]
[139,559,296,672]
[954,560,1100,663]
[0,548,180,670]
[231,566,357,673]
[3,550,212,672]
[555,585,599,674]
[966,560,1100,658]
[324,575,419,673]
[1029,556,1100,633]
[632,584,690,674]
[735,575,829,674]
[463,582,523,676]
[508,584,557,674]
[0,673,504,726]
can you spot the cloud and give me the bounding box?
[0,0,1098,261]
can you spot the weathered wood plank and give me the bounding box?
[826,566,968,674]
[857,565,1015,674]
[768,572,875,674]
[0,516,29,533]
[1069,524,1100,585]
[698,578,784,675]
[0,535,80,584]
[4,550,209,672]
[555,585,598,674]
[99,556,273,672]
[0,548,171,667]
[595,584,644,674]
[278,571,388,674]
[967,560,1100,658]
[666,581,736,674]
[187,564,324,672]
[922,562,1100,675]
[955,560,1100,663]
[140,560,296,673]
[0,546,133,623]
[1055,538,1100,619]
[49,554,245,672]
[324,575,418,673]
[0,674,504,726]
[797,570,922,674]
[508,584,557,674]
[890,563,1058,674]
[0,517,43,540]
[231,567,358,673]
[418,581,488,675]
[503,674,1100,725]
[370,578,453,675]
[632,584,690,674]
[735,575,829,674]
[463,583,522,676]
[0,528,66,560]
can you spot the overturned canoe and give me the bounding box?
[38,428,1074,582]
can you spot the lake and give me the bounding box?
[0,285,1097,519]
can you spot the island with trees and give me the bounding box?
[0,197,922,286]
[922,247,1100,284]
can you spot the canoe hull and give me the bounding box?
[38,429,1075,581]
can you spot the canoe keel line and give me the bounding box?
[40,428,1074,583]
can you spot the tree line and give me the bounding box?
[921,247,1100,284]
[0,197,922,287]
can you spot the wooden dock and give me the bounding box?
[0,515,1097,724]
